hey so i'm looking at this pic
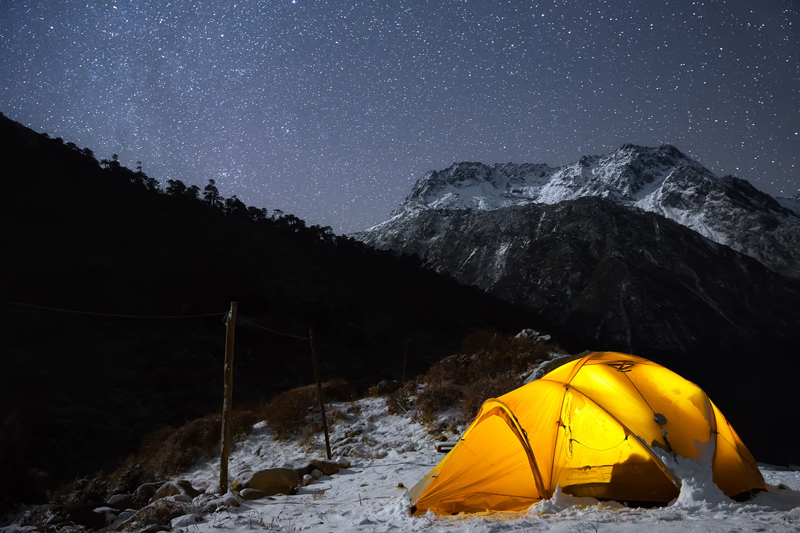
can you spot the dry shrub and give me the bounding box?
[386,382,416,415]
[414,382,462,425]
[423,353,469,386]
[461,372,523,420]
[107,455,148,496]
[124,499,189,529]
[322,377,357,402]
[467,335,551,382]
[408,330,566,425]
[133,409,259,479]
[264,379,354,440]
[264,385,317,440]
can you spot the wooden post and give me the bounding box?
[402,339,409,385]
[309,329,332,460]
[219,301,237,494]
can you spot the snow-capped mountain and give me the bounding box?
[365,144,800,278]
[778,192,800,217]
[353,145,800,376]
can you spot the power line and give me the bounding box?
[3,300,227,319]
[238,315,309,340]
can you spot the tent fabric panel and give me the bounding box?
[550,388,677,502]
[628,363,713,459]
[709,400,766,497]
[580,352,655,368]
[539,357,585,385]
[411,407,543,514]
[499,379,567,494]
[568,363,668,452]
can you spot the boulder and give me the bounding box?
[309,459,340,476]
[59,502,107,530]
[150,480,201,503]
[171,513,201,528]
[239,488,268,501]
[333,456,352,469]
[232,468,301,496]
[134,482,163,505]
[106,493,135,511]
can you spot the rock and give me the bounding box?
[150,480,201,503]
[232,468,301,496]
[239,488,267,501]
[333,456,352,469]
[140,524,170,533]
[371,379,401,395]
[171,513,201,528]
[310,469,323,480]
[107,493,135,510]
[309,459,340,475]
[201,492,242,512]
[61,502,107,530]
[134,482,163,505]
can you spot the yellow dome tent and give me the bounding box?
[409,352,765,515]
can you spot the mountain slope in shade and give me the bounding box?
[370,144,800,278]
[355,194,800,464]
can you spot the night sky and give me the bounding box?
[1,1,798,233]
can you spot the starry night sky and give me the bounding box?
[1,0,798,233]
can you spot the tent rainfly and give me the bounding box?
[409,352,766,515]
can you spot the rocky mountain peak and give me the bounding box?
[363,144,800,279]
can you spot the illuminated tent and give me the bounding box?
[409,352,765,514]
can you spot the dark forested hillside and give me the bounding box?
[0,114,541,509]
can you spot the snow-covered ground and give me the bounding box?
[157,396,800,533]
[4,394,799,533]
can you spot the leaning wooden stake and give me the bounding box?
[219,301,237,494]
[309,329,332,460]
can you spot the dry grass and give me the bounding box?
[136,410,259,479]
[410,329,566,425]
[264,379,356,440]
[386,382,416,415]
[122,499,190,529]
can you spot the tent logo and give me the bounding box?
[607,361,635,372]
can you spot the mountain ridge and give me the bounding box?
[365,144,800,278]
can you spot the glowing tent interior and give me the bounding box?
[408,352,766,515]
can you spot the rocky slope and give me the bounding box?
[366,144,800,278]
[354,148,800,462]
[357,196,800,364]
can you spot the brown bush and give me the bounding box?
[124,499,189,529]
[461,372,523,420]
[132,409,259,480]
[414,381,462,425]
[460,328,507,355]
[386,381,416,415]
[264,385,318,440]
[263,379,354,440]
[322,377,357,402]
[423,353,469,386]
